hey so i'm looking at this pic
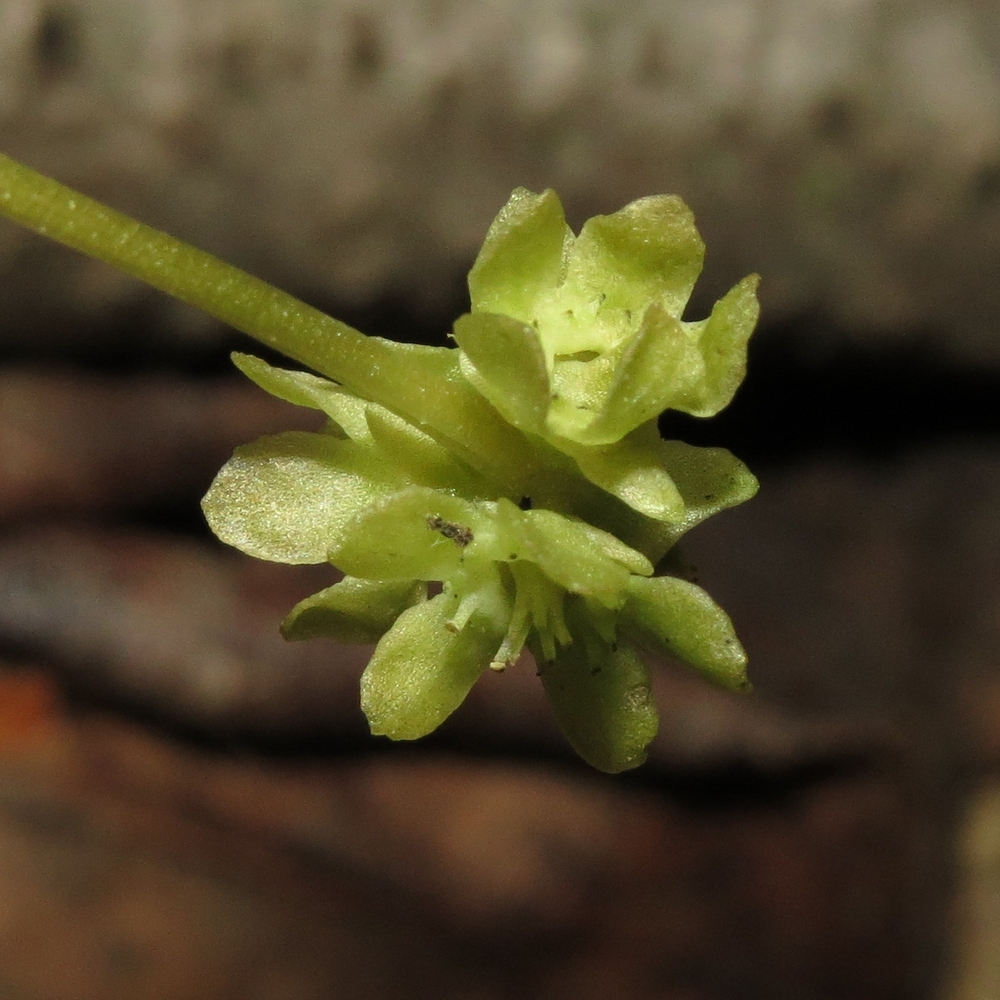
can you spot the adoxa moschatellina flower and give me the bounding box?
[202,188,760,772]
[0,154,758,772]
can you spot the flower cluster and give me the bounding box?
[202,188,760,772]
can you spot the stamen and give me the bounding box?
[447,590,479,633]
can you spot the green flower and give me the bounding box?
[202,189,759,772]
[0,153,759,773]
[456,188,759,522]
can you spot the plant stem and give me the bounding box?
[0,151,535,489]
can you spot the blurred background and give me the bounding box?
[1,0,1000,997]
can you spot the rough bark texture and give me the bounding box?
[2,0,1000,357]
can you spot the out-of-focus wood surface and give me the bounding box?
[1,367,995,997]
[4,1,1000,360]
[0,669,935,1000]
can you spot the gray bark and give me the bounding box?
[1,0,999,358]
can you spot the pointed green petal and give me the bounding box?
[232,353,371,439]
[623,575,748,690]
[583,305,703,443]
[506,504,642,606]
[281,577,427,643]
[467,188,571,320]
[241,341,540,503]
[672,274,760,418]
[202,431,402,563]
[657,440,760,547]
[364,404,488,495]
[518,505,652,575]
[453,312,551,433]
[536,608,658,773]
[361,591,501,739]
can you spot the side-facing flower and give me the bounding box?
[0,154,759,773]
[202,189,759,772]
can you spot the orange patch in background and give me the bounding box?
[0,669,62,750]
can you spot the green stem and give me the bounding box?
[0,152,534,488]
[0,154,368,370]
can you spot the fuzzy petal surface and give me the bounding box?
[202,432,402,563]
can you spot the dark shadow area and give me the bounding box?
[661,315,1000,467]
[7,286,999,468]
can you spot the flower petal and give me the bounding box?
[467,188,571,320]
[536,601,659,773]
[622,576,749,690]
[233,353,371,439]
[561,195,705,343]
[361,591,502,740]
[581,304,703,443]
[242,336,540,501]
[330,485,488,581]
[453,311,551,433]
[557,426,686,522]
[671,274,760,418]
[499,500,641,606]
[280,576,427,643]
[657,440,760,547]
[364,404,488,495]
[202,431,402,563]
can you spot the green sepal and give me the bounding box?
[536,600,659,773]
[657,440,760,548]
[467,187,571,321]
[201,431,403,563]
[330,486,488,582]
[364,404,488,495]
[453,311,551,433]
[281,576,427,643]
[670,274,760,418]
[557,424,686,522]
[232,353,371,440]
[498,499,650,607]
[361,590,503,740]
[622,575,749,690]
